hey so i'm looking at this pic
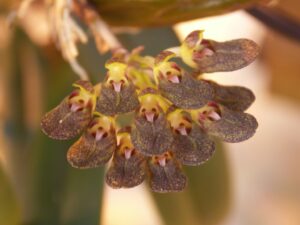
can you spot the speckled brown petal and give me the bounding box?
[131,114,173,156]
[173,124,215,166]
[210,81,255,111]
[96,83,140,116]
[207,107,258,143]
[106,148,146,188]
[159,73,214,109]
[215,85,255,112]
[67,130,116,169]
[148,153,187,193]
[194,39,260,73]
[41,98,92,140]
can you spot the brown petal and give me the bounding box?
[173,124,215,166]
[210,81,255,111]
[131,113,173,156]
[194,39,260,73]
[41,98,92,140]
[207,107,258,143]
[67,130,116,169]
[148,152,187,193]
[96,83,140,116]
[159,73,214,109]
[106,146,146,189]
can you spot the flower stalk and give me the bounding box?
[13,0,123,80]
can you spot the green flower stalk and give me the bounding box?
[41,30,259,193]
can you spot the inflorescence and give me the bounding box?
[41,30,260,193]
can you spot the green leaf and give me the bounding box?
[91,0,262,26]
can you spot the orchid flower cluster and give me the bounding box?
[41,30,259,193]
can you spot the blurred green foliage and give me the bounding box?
[0,165,21,225]
[92,0,262,26]
[2,29,105,225]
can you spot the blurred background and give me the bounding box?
[1,1,300,225]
